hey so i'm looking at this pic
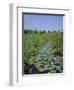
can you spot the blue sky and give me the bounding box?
[23,14,63,31]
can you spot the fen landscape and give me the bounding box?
[23,14,63,74]
[24,29,63,74]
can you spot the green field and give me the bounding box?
[24,30,63,74]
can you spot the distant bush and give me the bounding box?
[48,31,50,33]
[43,30,46,33]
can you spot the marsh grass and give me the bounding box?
[24,30,63,74]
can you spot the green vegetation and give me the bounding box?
[24,30,63,74]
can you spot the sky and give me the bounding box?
[23,14,63,32]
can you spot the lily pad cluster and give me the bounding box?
[24,45,63,74]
